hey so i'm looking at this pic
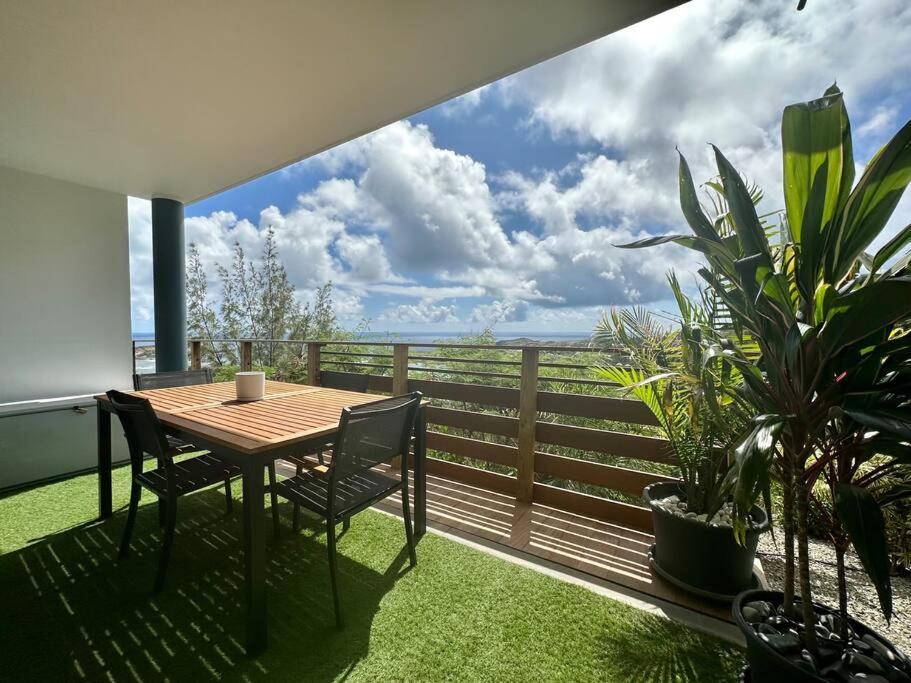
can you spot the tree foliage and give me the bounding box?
[185,226,343,369]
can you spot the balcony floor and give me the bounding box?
[367,468,740,627]
[0,464,749,681]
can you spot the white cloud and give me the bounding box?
[471,299,530,324]
[335,233,405,284]
[129,0,911,332]
[439,85,491,118]
[128,197,154,328]
[379,299,459,324]
[857,106,900,138]
[495,0,911,224]
[309,119,695,309]
[366,284,486,300]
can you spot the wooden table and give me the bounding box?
[95,380,427,655]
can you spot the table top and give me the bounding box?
[96,380,383,455]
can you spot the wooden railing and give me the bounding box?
[185,338,677,531]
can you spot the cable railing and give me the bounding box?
[175,338,678,531]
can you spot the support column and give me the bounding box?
[152,197,187,371]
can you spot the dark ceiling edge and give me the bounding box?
[180,0,688,206]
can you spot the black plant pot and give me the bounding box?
[644,481,768,600]
[733,589,907,683]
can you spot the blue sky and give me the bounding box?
[129,0,911,335]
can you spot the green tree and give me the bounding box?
[258,227,299,366]
[186,243,225,366]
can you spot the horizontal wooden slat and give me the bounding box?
[424,406,519,438]
[321,351,393,359]
[321,360,393,370]
[534,452,677,496]
[426,431,517,467]
[425,458,517,496]
[537,391,659,426]
[318,370,393,394]
[366,374,393,393]
[410,355,522,367]
[535,422,674,464]
[538,376,618,387]
[408,379,519,409]
[532,483,653,531]
[412,367,521,382]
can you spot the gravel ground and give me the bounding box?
[757,534,910,654]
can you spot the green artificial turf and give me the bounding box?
[0,467,745,682]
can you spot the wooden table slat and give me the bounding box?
[99,381,384,454]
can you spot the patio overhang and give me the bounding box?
[0,0,686,483]
[0,0,684,203]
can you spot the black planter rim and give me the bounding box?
[644,481,771,533]
[732,588,906,683]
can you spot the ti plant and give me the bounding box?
[618,85,911,652]
[593,275,752,519]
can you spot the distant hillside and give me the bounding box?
[495,336,592,347]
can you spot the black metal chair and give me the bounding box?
[107,389,240,593]
[133,369,213,452]
[320,370,371,393]
[133,368,214,391]
[267,370,372,523]
[268,392,422,627]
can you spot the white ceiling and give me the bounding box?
[0,0,682,203]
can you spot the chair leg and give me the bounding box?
[154,497,178,594]
[317,451,326,466]
[342,516,350,533]
[402,488,417,567]
[268,463,280,537]
[293,462,303,530]
[224,476,233,514]
[326,519,342,628]
[119,484,142,560]
[292,502,302,532]
[157,458,167,526]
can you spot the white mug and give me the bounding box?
[236,371,266,401]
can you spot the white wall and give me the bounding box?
[0,165,132,403]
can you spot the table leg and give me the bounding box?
[242,461,267,655]
[414,406,427,538]
[97,403,112,519]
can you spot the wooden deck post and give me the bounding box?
[307,342,321,386]
[391,344,410,471]
[393,344,409,395]
[516,348,539,504]
[190,340,202,370]
[240,340,253,372]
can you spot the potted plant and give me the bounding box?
[594,276,769,600]
[620,85,911,681]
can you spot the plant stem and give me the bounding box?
[782,458,796,616]
[835,541,849,640]
[796,482,818,653]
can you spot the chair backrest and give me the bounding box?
[320,370,371,393]
[329,392,421,486]
[106,390,170,475]
[133,368,213,391]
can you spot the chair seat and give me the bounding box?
[137,453,240,497]
[271,468,401,519]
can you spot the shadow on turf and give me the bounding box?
[0,487,414,682]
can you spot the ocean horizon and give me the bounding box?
[132,330,594,344]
